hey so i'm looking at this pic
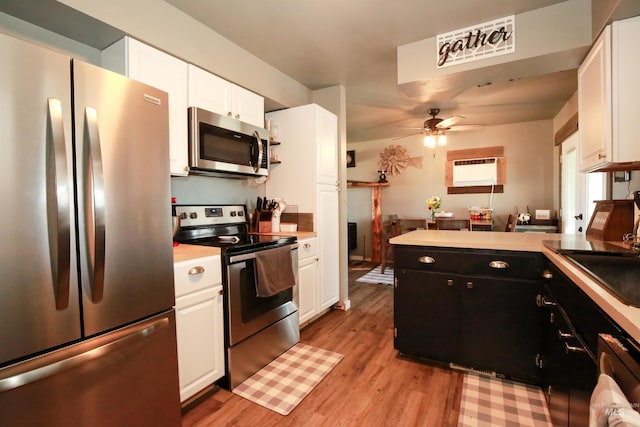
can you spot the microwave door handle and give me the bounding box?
[45,98,72,310]
[252,131,263,173]
[83,107,106,303]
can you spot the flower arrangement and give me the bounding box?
[426,196,441,219]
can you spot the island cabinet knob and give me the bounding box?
[542,269,554,279]
[489,260,509,269]
[447,279,454,287]
[418,256,435,264]
[466,281,473,289]
[564,342,587,354]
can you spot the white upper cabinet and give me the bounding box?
[102,37,189,176]
[578,17,640,172]
[187,65,264,128]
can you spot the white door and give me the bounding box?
[562,132,606,234]
[561,133,584,234]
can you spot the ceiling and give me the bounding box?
[164,0,580,142]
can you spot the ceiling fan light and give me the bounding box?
[437,134,447,146]
[424,135,436,148]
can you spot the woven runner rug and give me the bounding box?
[355,265,394,285]
[232,342,343,416]
[457,373,552,426]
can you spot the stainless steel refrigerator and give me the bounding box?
[0,33,181,425]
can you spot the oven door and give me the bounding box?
[225,244,298,346]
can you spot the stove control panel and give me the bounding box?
[174,205,246,228]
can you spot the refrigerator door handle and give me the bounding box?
[83,107,106,303]
[0,316,170,392]
[46,98,71,310]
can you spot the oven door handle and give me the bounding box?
[228,243,298,264]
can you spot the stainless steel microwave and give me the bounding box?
[188,107,269,177]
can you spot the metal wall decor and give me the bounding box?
[378,144,423,176]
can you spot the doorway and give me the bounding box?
[560,132,606,234]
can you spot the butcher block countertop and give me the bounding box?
[390,229,562,252]
[252,231,317,239]
[172,243,221,263]
[390,230,640,344]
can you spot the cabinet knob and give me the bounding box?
[564,342,587,354]
[597,153,607,159]
[536,294,556,307]
[489,260,509,269]
[227,111,232,117]
[188,266,205,275]
[418,256,435,264]
[557,330,573,340]
[235,114,240,119]
[542,269,553,279]
[303,243,312,248]
[466,281,473,289]
[447,279,454,287]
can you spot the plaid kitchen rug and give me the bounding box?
[232,342,343,416]
[355,265,394,285]
[458,373,552,426]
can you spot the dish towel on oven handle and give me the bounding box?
[255,245,296,297]
[589,373,640,427]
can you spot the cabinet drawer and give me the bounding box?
[298,238,318,260]
[174,255,222,298]
[394,246,462,273]
[464,251,543,280]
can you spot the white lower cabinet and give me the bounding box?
[174,255,224,403]
[296,238,319,325]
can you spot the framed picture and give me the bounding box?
[346,150,356,168]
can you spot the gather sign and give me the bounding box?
[436,15,515,68]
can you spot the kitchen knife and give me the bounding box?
[257,196,262,210]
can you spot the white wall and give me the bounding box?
[347,120,554,259]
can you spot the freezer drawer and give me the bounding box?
[0,311,181,426]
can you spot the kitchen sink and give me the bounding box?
[564,253,640,307]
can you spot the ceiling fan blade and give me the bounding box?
[395,126,425,130]
[437,115,465,129]
[447,124,486,132]
[392,132,421,141]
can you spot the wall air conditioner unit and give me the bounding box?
[453,157,498,187]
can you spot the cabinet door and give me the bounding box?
[188,65,232,117]
[232,85,264,128]
[297,255,318,325]
[394,269,459,361]
[315,106,338,185]
[578,26,611,172]
[543,306,571,427]
[102,37,189,176]
[460,276,541,382]
[317,185,340,310]
[127,39,189,176]
[175,286,224,402]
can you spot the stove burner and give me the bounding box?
[172,204,297,253]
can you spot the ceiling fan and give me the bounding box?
[395,108,483,147]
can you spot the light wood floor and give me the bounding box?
[181,263,463,426]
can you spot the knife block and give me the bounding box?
[257,210,273,233]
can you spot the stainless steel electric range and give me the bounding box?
[173,204,299,389]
